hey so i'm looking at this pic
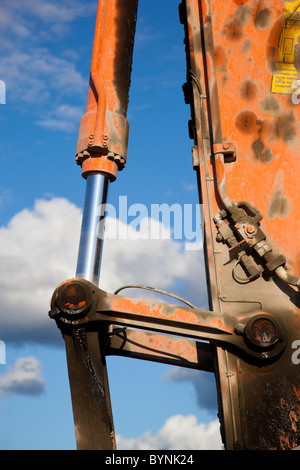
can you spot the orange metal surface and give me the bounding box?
[109,295,235,337]
[75,0,138,174]
[108,329,214,372]
[81,155,118,180]
[209,0,300,275]
[184,0,300,449]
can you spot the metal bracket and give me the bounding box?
[213,142,236,163]
[49,278,287,363]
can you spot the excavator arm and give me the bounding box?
[49,0,300,450]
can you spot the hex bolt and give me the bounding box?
[246,225,255,234]
[102,134,109,147]
[88,134,94,146]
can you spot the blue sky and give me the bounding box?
[0,0,222,450]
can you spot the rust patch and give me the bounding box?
[222,18,243,41]
[251,119,274,163]
[215,45,228,71]
[290,410,298,433]
[252,139,274,163]
[221,3,252,44]
[273,112,297,146]
[113,0,138,115]
[204,18,214,56]
[261,95,281,115]
[235,110,258,134]
[254,8,271,31]
[65,301,86,310]
[266,16,284,74]
[240,38,251,53]
[278,393,300,449]
[239,79,257,101]
[294,386,300,403]
[267,188,290,221]
[234,4,251,27]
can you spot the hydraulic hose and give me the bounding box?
[275,266,300,290]
[213,151,300,291]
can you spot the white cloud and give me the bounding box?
[0,197,208,344]
[0,199,213,445]
[0,50,87,104]
[37,104,84,132]
[0,0,94,132]
[116,414,223,450]
[100,216,207,308]
[0,198,82,344]
[0,0,97,52]
[0,356,45,398]
[19,0,97,24]
[0,0,97,32]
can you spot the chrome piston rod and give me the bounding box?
[76,173,109,285]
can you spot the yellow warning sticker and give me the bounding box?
[271,1,300,95]
[271,66,298,94]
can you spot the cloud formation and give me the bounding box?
[0,356,45,399]
[116,414,223,450]
[37,104,85,132]
[0,50,87,103]
[0,197,216,446]
[0,197,207,345]
[0,0,97,39]
[0,0,96,131]
[101,215,207,307]
[0,198,82,344]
